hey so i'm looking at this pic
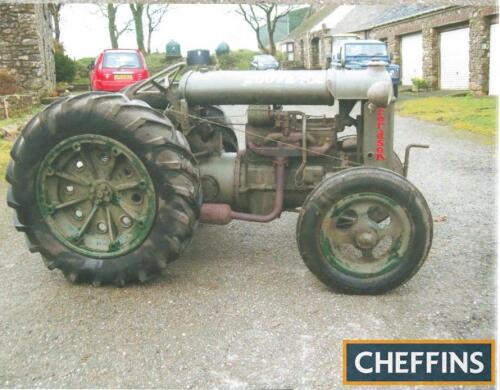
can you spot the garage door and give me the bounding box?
[401,33,423,86]
[440,27,469,90]
[489,23,499,95]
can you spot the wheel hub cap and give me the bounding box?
[320,192,412,277]
[355,230,378,249]
[91,182,114,204]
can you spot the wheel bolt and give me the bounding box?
[97,222,107,233]
[74,208,83,220]
[121,216,132,227]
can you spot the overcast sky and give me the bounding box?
[60,4,260,59]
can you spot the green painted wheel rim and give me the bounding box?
[319,192,411,278]
[36,134,157,259]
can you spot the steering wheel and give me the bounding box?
[123,61,186,100]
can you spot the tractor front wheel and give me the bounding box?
[296,167,432,294]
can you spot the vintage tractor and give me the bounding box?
[5,62,432,294]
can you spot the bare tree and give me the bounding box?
[98,4,132,49]
[48,4,62,43]
[129,4,145,53]
[145,5,169,54]
[237,4,294,55]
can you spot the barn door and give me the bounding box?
[401,33,423,86]
[440,27,470,90]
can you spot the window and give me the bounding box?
[283,42,294,61]
[345,43,387,57]
[103,51,141,69]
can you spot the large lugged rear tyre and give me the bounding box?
[296,167,432,294]
[6,92,201,286]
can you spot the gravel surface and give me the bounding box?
[0,105,495,389]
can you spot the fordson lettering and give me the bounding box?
[376,107,385,160]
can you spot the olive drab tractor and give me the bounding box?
[6,62,433,293]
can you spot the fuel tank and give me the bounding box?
[178,63,393,106]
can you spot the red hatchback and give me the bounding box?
[90,49,149,92]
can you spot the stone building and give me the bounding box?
[284,5,499,95]
[0,3,55,96]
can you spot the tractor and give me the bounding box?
[5,61,432,294]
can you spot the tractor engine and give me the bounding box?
[174,63,396,221]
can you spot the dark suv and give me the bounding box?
[331,39,400,96]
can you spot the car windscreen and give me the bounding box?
[103,51,141,68]
[345,43,387,57]
[257,55,277,64]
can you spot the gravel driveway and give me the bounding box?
[0,105,495,389]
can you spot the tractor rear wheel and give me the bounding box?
[6,92,201,286]
[296,167,432,294]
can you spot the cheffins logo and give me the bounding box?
[343,340,495,385]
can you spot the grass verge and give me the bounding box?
[0,107,41,129]
[0,107,42,181]
[0,139,12,180]
[397,95,497,137]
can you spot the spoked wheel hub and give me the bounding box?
[320,193,411,277]
[355,230,378,249]
[36,134,157,258]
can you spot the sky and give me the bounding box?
[60,4,259,59]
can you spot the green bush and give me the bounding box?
[55,51,76,82]
[145,53,167,74]
[217,49,259,70]
[73,57,94,83]
[411,77,429,91]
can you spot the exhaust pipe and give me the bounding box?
[200,158,286,225]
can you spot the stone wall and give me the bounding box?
[0,4,55,96]
[469,11,490,95]
[422,27,439,89]
[293,29,333,69]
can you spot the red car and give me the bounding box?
[90,49,149,92]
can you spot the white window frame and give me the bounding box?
[284,42,294,61]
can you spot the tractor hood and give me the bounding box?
[178,63,394,107]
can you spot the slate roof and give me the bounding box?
[330,4,451,34]
[285,4,452,40]
[286,4,339,40]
